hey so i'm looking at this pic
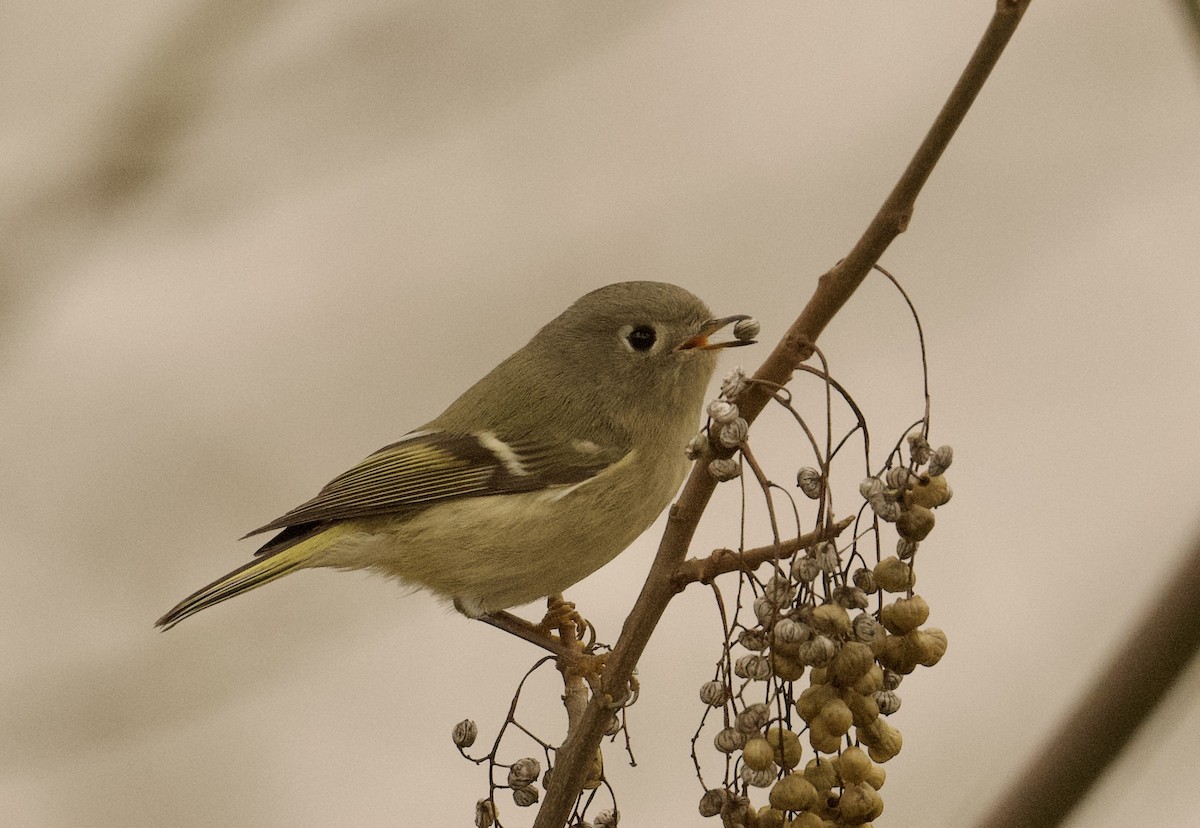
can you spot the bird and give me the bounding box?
[156,281,754,634]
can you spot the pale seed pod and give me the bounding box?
[719,417,749,448]
[929,444,954,476]
[913,627,948,666]
[475,799,497,828]
[881,594,930,635]
[765,726,804,770]
[852,566,877,594]
[788,813,827,828]
[755,805,787,828]
[721,367,749,399]
[699,788,731,818]
[831,641,876,685]
[869,494,902,522]
[685,432,708,460]
[883,669,902,690]
[810,603,852,637]
[736,702,772,734]
[896,538,919,560]
[715,726,747,753]
[907,432,932,465]
[708,399,740,424]
[593,808,619,828]
[452,719,478,749]
[896,505,935,542]
[769,773,819,811]
[796,635,838,667]
[865,761,887,790]
[734,653,771,681]
[754,595,782,627]
[833,585,870,610]
[814,541,841,574]
[793,556,821,583]
[815,696,854,737]
[807,720,843,754]
[862,718,903,763]
[839,781,885,824]
[852,612,881,644]
[507,757,541,789]
[905,473,952,509]
[804,757,840,793]
[836,745,873,785]
[743,736,777,771]
[796,682,839,723]
[774,618,811,647]
[875,633,920,675]
[873,689,902,715]
[844,687,880,728]
[873,557,916,593]
[741,763,777,788]
[739,627,771,651]
[885,466,916,491]
[764,574,796,606]
[512,785,539,808]
[859,476,884,500]
[700,679,729,707]
[734,317,761,341]
[797,467,823,499]
[851,663,885,696]
[725,794,753,825]
[771,647,806,681]
[708,456,741,481]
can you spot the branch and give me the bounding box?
[971,530,1200,828]
[535,3,1033,825]
[672,517,856,589]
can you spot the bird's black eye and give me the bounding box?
[627,325,657,351]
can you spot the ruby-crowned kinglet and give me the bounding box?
[156,282,754,629]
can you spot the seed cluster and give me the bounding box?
[697,424,954,827]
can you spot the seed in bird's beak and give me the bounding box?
[733,318,760,342]
[677,314,757,351]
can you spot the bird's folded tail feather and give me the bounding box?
[155,528,338,630]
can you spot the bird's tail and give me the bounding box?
[156,526,344,630]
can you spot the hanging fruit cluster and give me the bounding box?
[696,426,954,828]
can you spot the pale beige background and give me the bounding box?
[3,2,1200,826]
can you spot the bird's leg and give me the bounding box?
[476,597,608,684]
[535,595,591,641]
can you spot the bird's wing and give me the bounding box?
[244,430,628,540]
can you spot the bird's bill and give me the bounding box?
[676,314,756,351]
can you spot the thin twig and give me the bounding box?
[534,3,1032,824]
[673,517,855,588]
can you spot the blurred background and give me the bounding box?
[3,1,1200,825]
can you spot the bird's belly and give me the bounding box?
[312,480,675,614]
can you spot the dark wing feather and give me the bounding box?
[244,430,627,543]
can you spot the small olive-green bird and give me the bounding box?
[156,281,753,630]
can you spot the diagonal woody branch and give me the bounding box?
[534,2,1033,825]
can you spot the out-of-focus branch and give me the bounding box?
[1176,0,1200,72]
[535,3,1032,825]
[971,530,1200,828]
